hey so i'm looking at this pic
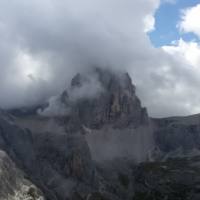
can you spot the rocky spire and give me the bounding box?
[62,68,149,129]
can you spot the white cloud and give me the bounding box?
[144,15,156,32]
[0,0,159,109]
[178,4,200,38]
[1,0,200,118]
[163,39,200,67]
[155,39,200,116]
[130,36,200,117]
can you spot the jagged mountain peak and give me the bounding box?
[70,68,135,93]
[60,68,149,129]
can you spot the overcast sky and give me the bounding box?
[0,0,200,117]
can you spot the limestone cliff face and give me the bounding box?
[61,68,148,130]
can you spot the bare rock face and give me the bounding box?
[151,115,200,160]
[0,110,95,200]
[61,68,148,130]
[0,150,44,200]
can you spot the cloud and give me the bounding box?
[38,95,70,117]
[1,0,200,118]
[0,0,159,109]
[163,39,200,67]
[144,15,156,33]
[142,38,200,117]
[69,75,104,101]
[178,4,200,38]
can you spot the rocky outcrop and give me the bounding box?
[0,150,44,200]
[0,111,94,200]
[60,68,148,129]
[55,69,153,163]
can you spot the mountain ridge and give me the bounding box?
[1,69,200,199]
